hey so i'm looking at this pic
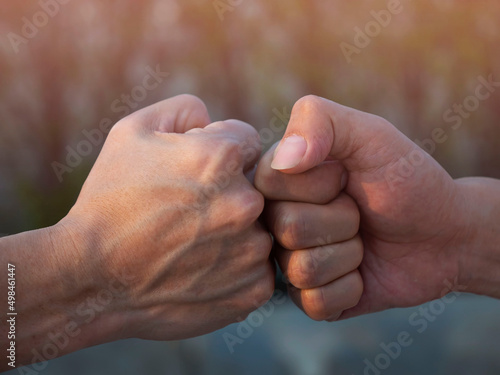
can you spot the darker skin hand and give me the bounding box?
[256,95,480,321]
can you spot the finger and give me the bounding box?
[288,270,363,321]
[192,119,262,173]
[209,183,265,234]
[270,95,417,174]
[245,221,275,262]
[245,164,257,184]
[121,94,211,134]
[276,235,363,289]
[255,142,347,204]
[265,193,360,250]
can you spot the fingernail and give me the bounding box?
[341,171,348,190]
[271,135,307,170]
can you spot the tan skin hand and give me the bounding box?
[0,95,275,369]
[256,95,500,322]
[62,95,276,341]
[256,149,364,321]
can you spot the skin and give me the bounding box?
[256,95,500,321]
[1,93,498,370]
[0,95,275,370]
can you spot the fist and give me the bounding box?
[255,144,363,321]
[63,95,275,341]
[257,95,467,321]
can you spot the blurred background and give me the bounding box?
[1,0,500,374]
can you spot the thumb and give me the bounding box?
[271,95,415,174]
[120,94,211,134]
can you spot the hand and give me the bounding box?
[256,95,470,321]
[60,95,275,342]
[255,148,363,321]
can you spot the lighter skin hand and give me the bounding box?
[0,95,275,371]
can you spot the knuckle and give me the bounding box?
[274,206,306,250]
[251,229,273,261]
[338,194,361,237]
[237,188,265,225]
[177,95,210,124]
[207,189,262,233]
[220,140,245,165]
[208,187,263,234]
[177,93,205,108]
[302,288,330,321]
[288,252,318,289]
[250,266,275,307]
[351,236,364,268]
[365,114,399,139]
[345,271,364,309]
[109,118,136,140]
[104,122,142,152]
[293,95,324,116]
[348,210,361,238]
[254,161,275,197]
[199,139,241,174]
[194,141,241,179]
[211,129,240,152]
[372,114,395,130]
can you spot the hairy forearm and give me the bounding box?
[455,177,500,298]
[0,223,119,372]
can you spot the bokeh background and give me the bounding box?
[1,0,500,374]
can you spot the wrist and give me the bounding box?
[18,218,127,366]
[0,221,119,367]
[53,215,130,343]
[453,177,500,298]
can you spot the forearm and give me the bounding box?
[455,177,500,298]
[0,222,119,371]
